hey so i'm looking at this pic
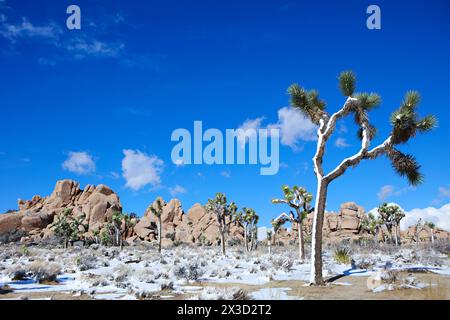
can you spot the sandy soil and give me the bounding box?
[1,271,448,300]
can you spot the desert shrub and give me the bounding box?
[227,239,241,247]
[333,246,352,264]
[173,262,204,281]
[113,264,131,283]
[0,284,13,294]
[160,280,174,291]
[232,288,251,300]
[0,229,26,244]
[28,261,62,283]
[165,232,175,241]
[75,254,98,271]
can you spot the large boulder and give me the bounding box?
[0,179,123,243]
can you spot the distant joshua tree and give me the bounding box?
[111,212,136,250]
[53,209,86,249]
[272,185,313,262]
[149,197,165,253]
[266,230,273,255]
[377,203,405,246]
[361,212,384,244]
[204,193,237,255]
[270,217,287,247]
[287,71,436,284]
[235,207,259,252]
[425,221,436,243]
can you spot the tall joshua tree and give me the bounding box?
[149,197,165,253]
[271,217,287,247]
[204,193,237,255]
[425,221,436,243]
[377,203,405,246]
[361,212,384,244]
[272,185,314,261]
[287,71,437,285]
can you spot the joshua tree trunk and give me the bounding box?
[220,229,226,255]
[310,179,328,285]
[244,224,248,252]
[297,220,305,261]
[268,239,271,255]
[252,226,258,251]
[430,229,434,243]
[393,223,398,246]
[158,216,162,253]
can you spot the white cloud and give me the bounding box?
[377,185,413,201]
[257,227,269,241]
[269,107,316,149]
[377,185,395,201]
[236,107,316,151]
[335,137,350,148]
[438,185,450,198]
[62,151,96,175]
[122,149,163,191]
[173,159,185,167]
[220,171,231,178]
[66,38,125,59]
[0,17,62,42]
[236,117,265,146]
[169,185,187,197]
[368,202,450,231]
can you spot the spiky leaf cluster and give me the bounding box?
[149,197,165,217]
[390,91,437,145]
[386,149,423,186]
[288,84,326,124]
[339,71,356,97]
[377,203,405,226]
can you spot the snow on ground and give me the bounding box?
[0,243,449,299]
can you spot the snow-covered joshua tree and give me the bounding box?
[204,193,237,255]
[377,203,405,246]
[287,71,437,285]
[272,185,313,262]
[234,207,258,252]
[425,221,436,243]
[149,197,165,253]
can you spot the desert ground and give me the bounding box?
[1,241,449,300]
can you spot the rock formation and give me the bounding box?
[133,201,244,246]
[0,179,122,243]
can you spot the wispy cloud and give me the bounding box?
[169,184,187,196]
[0,16,62,43]
[237,107,317,151]
[121,149,163,191]
[335,137,350,148]
[431,185,450,205]
[377,184,413,201]
[220,170,231,178]
[65,37,125,59]
[62,151,96,175]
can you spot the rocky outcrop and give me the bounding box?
[402,225,450,243]
[132,200,244,246]
[0,179,123,243]
[276,202,369,245]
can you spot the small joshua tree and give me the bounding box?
[361,212,384,244]
[111,212,136,250]
[204,193,237,255]
[287,71,436,285]
[272,185,313,261]
[425,221,436,243]
[266,230,273,255]
[377,203,405,246]
[53,209,86,249]
[235,208,258,252]
[270,218,286,247]
[149,197,165,253]
[250,214,259,251]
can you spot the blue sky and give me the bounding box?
[0,0,449,229]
